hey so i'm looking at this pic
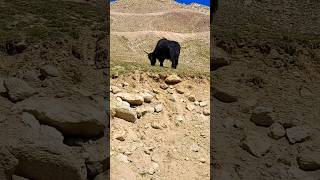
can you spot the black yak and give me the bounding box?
[145,38,181,69]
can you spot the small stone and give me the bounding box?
[286,125,312,144]
[203,109,210,116]
[212,88,237,103]
[114,130,127,141]
[241,131,271,157]
[4,77,37,102]
[116,92,144,106]
[199,158,206,163]
[167,89,174,94]
[111,86,121,94]
[190,143,200,152]
[250,106,274,127]
[22,112,40,130]
[160,84,169,90]
[194,101,200,106]
[136,106,155,118]
[153,89,160,94]
[199,101,208,107]
[114,108,137,123]
[165,74,182,85]
[188,96,196,102]
[141,92,153,103]
[186,103,195,111]
[151,122,162,129]
[168,94,176,102]
[154,104,163,113]
[175,87,185,94]
[176,115,184,123]
[297,150,320,171]
[268,123,285,139]
[40,65,59,77]
[116,154,129,163]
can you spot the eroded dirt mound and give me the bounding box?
[110,72,210,179]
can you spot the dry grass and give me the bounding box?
[110,0,210,77]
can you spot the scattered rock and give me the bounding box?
[154,104,163,113]
[40,65,59,78]
[160,84,169,90]
[111,86,121,94]
[175,87,185,94]
[188,95,196,102]
[116,154,129,163]
[250,106,274,127]
[13,97,106,137]
[11,143,87,180]
[165,74,182,85]
[40,125,64,142]
[203,109,210,116]
[241,131,271,157]
[190,143,200,152]
[114,130,127,141]
[199,101,208,107]
[168,94,176,102]
[136,106,154,118]
[117,92,144,106]
[186,103,195,111]
[151,122,162,129]
[4,78,37,102]
[297,150,320,171]
[21,112,40,130]
[286,125,312,144]
[212,88,237,103]
[141,92,153,103]
[114,107,137,123]
[211,46,230,70]
[268,123,285,139]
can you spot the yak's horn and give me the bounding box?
[144,50,149,54]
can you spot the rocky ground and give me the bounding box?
[110,73,210,179]
[211,36,320,179]
[0,0,109,179]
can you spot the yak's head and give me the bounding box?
[145,51,156,66]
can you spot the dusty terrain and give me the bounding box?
[212,0,320,179]
[0,0,109,179]
[110,0,210,179]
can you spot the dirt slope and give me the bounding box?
[211,0,320,179]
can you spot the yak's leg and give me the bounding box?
[159,58,165,67]
[170,51,179,69]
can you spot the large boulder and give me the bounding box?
[116,93,144,106]
[165,74,182,85]
[4,78,36,102]
[11,143,87,180]
[12,97,106,137]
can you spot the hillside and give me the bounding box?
[110,0,210,77]
[110,0,211,179]
[0,0,109,179]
